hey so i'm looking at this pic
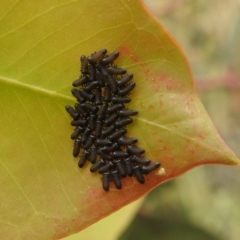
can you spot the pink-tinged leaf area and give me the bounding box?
[0,0,239,239]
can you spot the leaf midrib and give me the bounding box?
[0,75,73,101]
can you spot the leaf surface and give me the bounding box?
[0,0,239,239]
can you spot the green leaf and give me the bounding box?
[0,0,239,239]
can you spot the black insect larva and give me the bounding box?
[71,119,87,127]
[70,126,84,140]
[95,87,102,105]
[112,151,129,158]
[127,146,145,155]
[107,103,124,114]
[84,81,98,92]
[89,64,96,81]
[80,55,88,74]
[101,51,119,65]
[81,103,99,113]
[65,105,80,120]
[95,120,103,138]
[104,114,118,127]
[78,150,90,168]
[111,97,131,103]
[115,160,126,177]
[132,155,151,165]
[103,84,112,102]
[74,103,89,118]
[90,159,106,172]
[118,109,138,117]
[71,88,86,103]
[101,125,116,138]
[73,139,82,157]
[141,162,161,174]
[88,49,107,64]
[100,143,120,153]
[72,75,89,87]
[96,62,108,76]
[98,162,114,174]
[97,63,118,94]
[107,66,126,75]
[115,118,133,128]
[133,166,145,184]
[109,129,127,141]
[79,89,95,102]
[96,69,105,87]
[118,137,138,146]
[117,73,133,87]
[88,114,97,131]
[97,103,108,120]
[89,146,97,164]
[97,149,113,161]
[81,128,91,144]
[83,134,96,149]
[111,170,122,189]
[95,139,112,147]
[118,82,136,96]
[123,158,133,176]
[102,172,111,191]
[107,76,118,94]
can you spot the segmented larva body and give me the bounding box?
[66,49,160,191]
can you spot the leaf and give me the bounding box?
[0,0,239,239]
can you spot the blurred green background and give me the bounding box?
[64,0,240,239]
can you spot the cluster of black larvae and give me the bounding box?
[65,49,160,191]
